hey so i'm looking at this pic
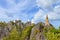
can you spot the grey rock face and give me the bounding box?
[0,26,9,40]
[13,20,25,32]
[7,22,13,31]
[25,21,31,27]
[0,20,54,40]
[30,22,45,40]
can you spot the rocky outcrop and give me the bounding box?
[0,26,9,40]
[15,20,24,31]
[30,22,45,40]
[0,17,54,40]
[25,21,31,27]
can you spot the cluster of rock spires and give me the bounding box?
[0,15,53,40]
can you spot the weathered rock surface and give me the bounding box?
[0,20,53,40]
[30,22,45,40]
[0,26,9,40]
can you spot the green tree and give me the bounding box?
[3,27,20,40]
[44,27,60,40]
[20,25,34,40]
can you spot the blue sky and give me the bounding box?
[0,0,60,28]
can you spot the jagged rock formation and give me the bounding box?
[30,22,45,40]
[7,21,14,31]
[0,22,9,40]
[14,20,24,31]
[0,20,25,40]
[25,21,31,27]
[30,15,54,40]
[0,15,54,40]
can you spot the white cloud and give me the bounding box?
[0,0,60,23]
[36,0,60,10]
[32,5,60,23]
[32,0,60,23]
[0,0,36,22]
[36,0,52,7]
[47,5,60,20]
[36,0,53,10]
[31,10,45,23]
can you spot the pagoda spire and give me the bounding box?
[45,15,49,26]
